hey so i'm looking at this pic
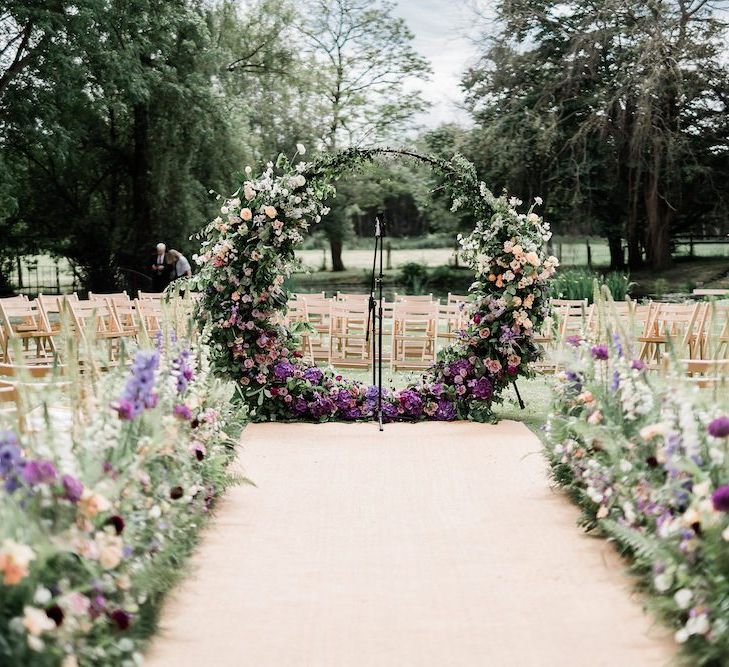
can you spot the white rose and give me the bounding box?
[296,143,306,154]
[674,588,693,609]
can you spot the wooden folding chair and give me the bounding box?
[390,301,438,372]
[0,298,57,363]
[138,291,165,301]
[394,293,435,303]
[135,298,163,338]
[697,302,729,360]
[329,301,372,369]
[639,302,706,364]
[661,354,729,391]
[65,298,135,362]
[297,296,332,362]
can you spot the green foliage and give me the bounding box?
[398,262,429,294]
[549,269,633,302]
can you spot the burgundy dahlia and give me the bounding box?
[109,609,131,631]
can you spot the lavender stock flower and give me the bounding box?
[62,474,84,503]
[114,350,160,420]
[591,344,609,360]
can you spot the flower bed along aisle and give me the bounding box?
[191,146,558,423]
[0,322,244,666]
[545,298,729,666]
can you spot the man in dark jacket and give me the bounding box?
[151,242,170,292]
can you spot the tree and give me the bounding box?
[464,0,729,270]
[299,0,431,270]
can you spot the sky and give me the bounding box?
[393,0,484,128]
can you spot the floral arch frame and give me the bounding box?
[191,147,558,423]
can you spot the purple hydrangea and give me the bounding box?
[591,344,609,360]
[115,350,160,420]
[708,416,729,438]
[22,459,57,486]
[435,399,456,421]
[309,395,336,419]
[711,485,729,512]
[380,401,399,422]
[62,474,84,503]
[469,377,493,401]
[446,359,471,378]
[398,389,424,417]
[291,398,309,416]
[273,360,295,381]
[303,367,324,384]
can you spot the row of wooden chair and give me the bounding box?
[287,293,470,371]
[0,291,166,365]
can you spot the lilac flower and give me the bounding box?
[610,370,620,392]
[435,399,456,421]
[114,350,160,420]
[0,432,22,475]
[499,325,518,344]
[711,485,729,512]
[303,367,323,384]
[708,416,729,438]
[566,335,582,347]
[611,332,624,358]
[22,459,57,486]
[469,377,493,401]
[62,474,84,503]
[273,360,295,381]
[173,349,194,394]
[398,389,424,417]
[591,344,609,360]
[173,404,193,421]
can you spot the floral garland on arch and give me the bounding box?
[190,146,559,423]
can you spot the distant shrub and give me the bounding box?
[399,262,430,294]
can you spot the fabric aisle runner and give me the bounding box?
[145,421,674,667]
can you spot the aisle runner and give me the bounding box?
[145,421,673,667]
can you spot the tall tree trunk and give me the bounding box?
[132,103,152,265]
[644,168,672,270]
[626,172,643,270]
[330,236,345,272]
[607,234,624,270]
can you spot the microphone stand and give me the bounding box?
[365,217,385,431]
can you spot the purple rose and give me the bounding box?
[398,389,424,417]
[591,344,609,360]
[711,485,729,512]
[708,416,729,438]
[273,360,295,381]
[22,459,57,486]
[62,474,84,503]
[435,399,456,421]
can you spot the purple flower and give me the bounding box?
[173,404,193,421]
[0,433,22,475]
[398,390,424,417]
[446,359,471,378]
[711,485,729,512]
[566,335,582,347]
[22,459,57,486]
[591,344,609,360]
[291,398,309,416]
[499,325,518,344]
[62,474,84,503]
[303,367,323,384]
[631,359,645,371]
[109,609,131,631]
[708,416,729,438]
[273,360,295,381]
[435,399,456,421]
[114,350,160,420]
[610,370,620,392]
[611,332,624,358]
[309,395,336,419]
[380,401,399,422]
[173,348,194,393]
[468,377,493,401]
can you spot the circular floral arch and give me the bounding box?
[191,147,558,423]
